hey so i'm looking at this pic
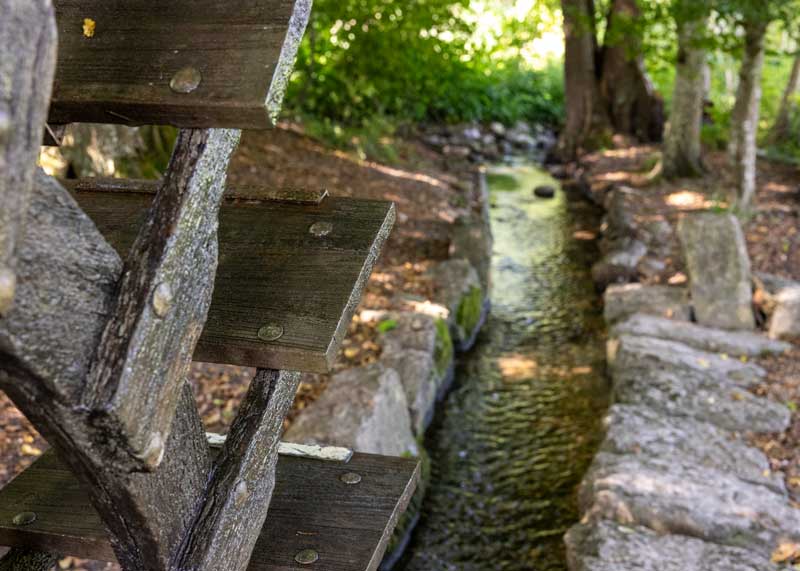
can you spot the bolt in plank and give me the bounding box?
[71,184,396,373]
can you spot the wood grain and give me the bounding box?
[72,185,396,373]
[83,128,240,473]
[63,178,329,205]
[0,450,421,571]
[0,173,212,571]
[49,0,311,128]
[0,0,57,315]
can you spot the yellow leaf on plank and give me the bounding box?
[83,18,96,38]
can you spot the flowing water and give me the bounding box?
[400,163,609,571]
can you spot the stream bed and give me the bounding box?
[399,163,609,571]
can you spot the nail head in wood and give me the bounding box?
[257,323,284,343]
[134,432,165,470]
[340,472,362,485]
[233,480,249,508]
[309,221,333,237]
[169,66,202,94]
[12,512,36,527]
[151,282,174,318]
[294,549,319,565]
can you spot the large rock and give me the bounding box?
[381,312,440,357]
[429,259,487,351]
[565,521,780,571]
[579,452,800,557]
[612,367,790,433]
[379,312,455,433]
[678,212,755,330]
[612,313,791,357]
[284,364,416,457]
[609,335,765,387]
[382,349,439,436]
[769,285,800,340]
[602,405,784,493]
[604,284,691,324]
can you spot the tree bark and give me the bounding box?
[559,0,611,160]
[768,53,800,145]
[663,14,710,178]
[599,0,665,142]
[728,20,768,212]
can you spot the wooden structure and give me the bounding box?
[0,1,419,570]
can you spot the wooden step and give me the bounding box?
[0,450,420,570]
[68,179,395,373]
[49,0,310,128]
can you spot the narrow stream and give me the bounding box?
[400,163,609,571]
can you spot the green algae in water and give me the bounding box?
[400,163,609,571]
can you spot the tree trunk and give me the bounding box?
[663,15,709,178]
[558,0,611,160]
[728,20,768,212]
[767,53,800,145]
[599,0,665,142]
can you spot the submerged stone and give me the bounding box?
[534,185,556,198]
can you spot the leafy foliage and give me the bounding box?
[285,0,563,128]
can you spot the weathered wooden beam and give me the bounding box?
[0,450,422,571]
[71,185,396,373]
[0,0,58,315]
[176,369,301,571]
[49,0,312,128]
[82,128,240,472]
[63,177,329,205]
[0,172,212,571]
[0,548,57,571]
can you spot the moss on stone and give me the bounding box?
[434,318,454,379]
[456,285,484,341]
[384,443,431,563]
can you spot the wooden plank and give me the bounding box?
[72,185,396,373]
[49,0,311,128]
[63,178,329,205]
[0,450,421,571]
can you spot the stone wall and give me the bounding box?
[567,205,800,569]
